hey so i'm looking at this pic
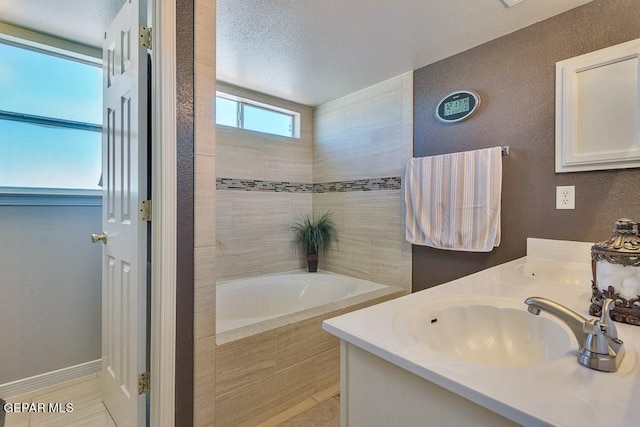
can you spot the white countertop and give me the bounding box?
[323,239,640,427]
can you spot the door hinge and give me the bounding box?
[140,199,152,221]
[138,371,150,395]
[140,26,152,49]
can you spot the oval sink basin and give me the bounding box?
[394,296,572,367]
[518,257,592,285]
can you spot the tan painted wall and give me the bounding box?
[412,0,640,292]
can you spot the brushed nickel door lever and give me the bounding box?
[91,232,108,244]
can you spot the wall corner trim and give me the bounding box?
[150,0,178,425]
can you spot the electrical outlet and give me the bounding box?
[501,0,528,7]
[556,185,575,210]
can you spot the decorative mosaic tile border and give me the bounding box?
[217,178,313,193]
[313,177,402,193]
[216,176,402,193]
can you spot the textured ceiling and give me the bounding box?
[1,0,593,106]
[0,0,124,49]
[217,0,593,106]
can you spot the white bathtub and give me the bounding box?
[216,270,388,334]
[215,271,403,424]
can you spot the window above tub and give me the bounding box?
[0,34,103,203]
[215,91,301,139]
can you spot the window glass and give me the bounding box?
[0,40,102,193]
[0,119,101,189]
[215,96,238,128]
[0,43,102,124]
[243,104,293,138]
[215,93,297,138]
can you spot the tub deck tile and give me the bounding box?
[194,336,216,426]
[275,314,340,371]
[215,329,278,397]
[314,347,341,392]
[215,358,316,426]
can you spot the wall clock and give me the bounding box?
[435,90,481,123]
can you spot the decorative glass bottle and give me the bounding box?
[590,218,640,326]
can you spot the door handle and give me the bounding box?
[91,232,108,244]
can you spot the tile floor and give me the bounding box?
[277,396,340,427]
[2,374,115,427]
[2,376,340,426]
[258,384,340,427]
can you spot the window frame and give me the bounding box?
[215,91,301,139]
[0,34,103,203]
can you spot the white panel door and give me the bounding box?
[101,0,148,425]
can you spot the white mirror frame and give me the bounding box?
[555,38,640,173]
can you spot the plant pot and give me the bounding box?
[307,257,319,273]
[307,247,319,272]
[292,211,337,273]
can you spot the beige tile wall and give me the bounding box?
[215,75,413,287]
[312,191,411,288]
[215,84,314,281]
[216,191,311,280]
[313,73,413,182]
[194,0,217,425]
[313,73,413,291]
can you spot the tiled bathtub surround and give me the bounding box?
[216,191,311,280]
[216,75,412,290]
[215,82,314,184]
[214,286,404,426]
[313,73,414,183]
[216,178,406,281]
[213,73,414,426]
[215,83,314,281]
[313,73,414,292]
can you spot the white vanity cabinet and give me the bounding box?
[339,341,517,427]
[323,239,640,427]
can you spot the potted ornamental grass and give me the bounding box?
[292,211,338,272]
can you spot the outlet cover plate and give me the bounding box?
[501,0,528,7]
[556,185,575,210]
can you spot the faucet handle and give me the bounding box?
[600,298,618,340]
[583,319,610,355]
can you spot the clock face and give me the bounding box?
[444,98,470,116]
[436,91,481,123]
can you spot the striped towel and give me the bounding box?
[404,147,502,252]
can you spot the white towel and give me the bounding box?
[404,147,502,252]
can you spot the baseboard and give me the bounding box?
[0,359,101,398]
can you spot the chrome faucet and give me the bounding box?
[524,297,625,372]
